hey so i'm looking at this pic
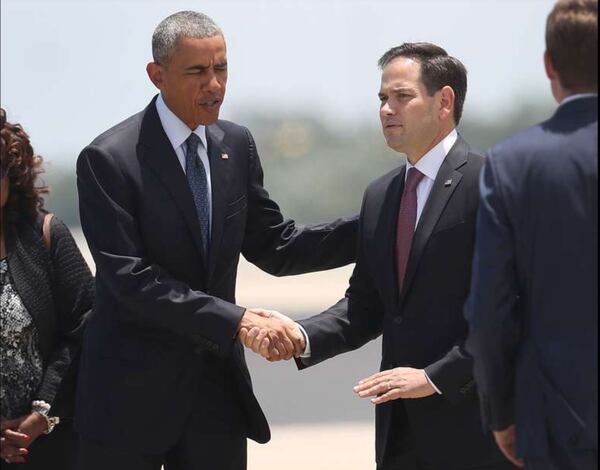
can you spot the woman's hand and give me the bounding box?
[1,417,30,464]
[16,412,48,446]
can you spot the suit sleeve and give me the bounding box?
[464,153,521,431]
[423,344,476,404]
[241,128,358,275]
[77,145,245,357]
[295,195,383,368]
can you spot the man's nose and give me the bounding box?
[205,72,223,92]
[381,102,394,116]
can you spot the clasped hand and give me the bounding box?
[1,413,47,464]
[238,308,305,361]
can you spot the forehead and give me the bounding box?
[169,35,227,63]
[380,57,423,90]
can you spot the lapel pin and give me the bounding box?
[221,153,229,160]
[444,179,452,187]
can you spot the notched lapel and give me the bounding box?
[137,99,207,263]
[399,137,469,303]
[206,124,234,282]
[375,167,405,311]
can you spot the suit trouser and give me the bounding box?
[77,432,246,470]
[525,449,597,470]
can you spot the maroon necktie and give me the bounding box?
[396,167,425,290]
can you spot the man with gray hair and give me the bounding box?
[74,10,357,469]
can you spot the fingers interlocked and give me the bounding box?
[238,308,305,361]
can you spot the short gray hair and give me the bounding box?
[152,11,222,64]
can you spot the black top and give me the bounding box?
[4,213,93,418]
[0,257,44,418]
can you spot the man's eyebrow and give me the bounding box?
[185,64,209,72]
[390,86,414,93]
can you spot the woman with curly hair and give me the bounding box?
[0,107,93,467]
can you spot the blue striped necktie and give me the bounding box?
[185,132,210,255]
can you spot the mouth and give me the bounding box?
[384,123,402,130]
[199,98,222,109]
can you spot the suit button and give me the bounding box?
[394,316,403,325]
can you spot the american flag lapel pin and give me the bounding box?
[221,153,229,160]
[444,179,452,187]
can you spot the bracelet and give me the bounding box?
[31,400,51,416]
[31,400,59,434]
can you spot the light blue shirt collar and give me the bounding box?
[560,93,598,108]
[155,94,208,152]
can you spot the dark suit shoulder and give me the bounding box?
[461,149,485,180]
[488,122,547,162]
[215,119,249,136]
[364,165,404,200]
[89,110,144,151]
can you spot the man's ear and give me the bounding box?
[438,85,456,123]
[146,62,164,90]
[544,51,558,81]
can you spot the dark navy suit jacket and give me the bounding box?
[298,136,507,469]
[465,96,598,458]
[75,96,358,453]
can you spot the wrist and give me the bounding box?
[30,411,50,434]
[30,400,59,434]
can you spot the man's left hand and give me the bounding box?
[354,367,436,404]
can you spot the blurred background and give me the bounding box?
[2,0,557,467]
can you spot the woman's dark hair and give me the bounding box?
[1,107,48,220]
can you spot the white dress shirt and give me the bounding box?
[299,129,459,395]
[155,94,213,231]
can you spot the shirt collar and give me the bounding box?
[156,94,208,151]
[406,128,458,182]
[560,93,598,108]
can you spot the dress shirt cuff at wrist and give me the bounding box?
[296,323,311,358]
[424,370,442,395]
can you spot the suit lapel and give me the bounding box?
[206,124,233,283]
[375,167,405,311]
[399,136,469,304]
[138,98,207,263]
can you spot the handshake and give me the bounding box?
[237,308,305,361]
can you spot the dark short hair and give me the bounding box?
[0,108,48,220]
[546,0,598,90]
[378,42,468,124]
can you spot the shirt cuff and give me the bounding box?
[424,370,442,395]
[296,323,311,358]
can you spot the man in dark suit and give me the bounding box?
[242,43,514,470]
[464,1,598,469]
[74,10,357,470]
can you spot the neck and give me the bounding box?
[553,81,598,104]
[406,126,454,165]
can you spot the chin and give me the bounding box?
[385,138,404,153]
[196,113,220,126]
